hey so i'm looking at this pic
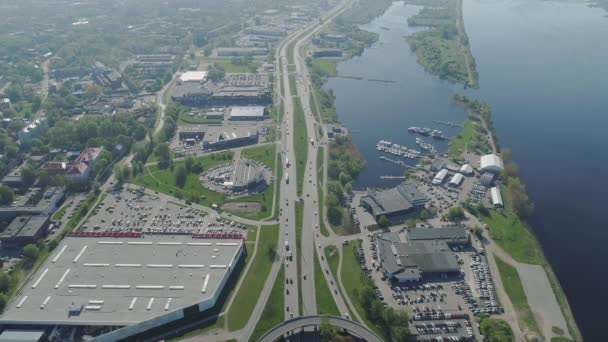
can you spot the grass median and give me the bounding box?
[226,224,279,331]
[249,266,284,342]
[293,97,308,196]
[314,248,340,316]
[316,147,329,237]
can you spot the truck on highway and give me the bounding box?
[286,174,289,184]
[285,240,290,251]
[286,157,290,168]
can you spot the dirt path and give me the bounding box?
[455,0,477,88]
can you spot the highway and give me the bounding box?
[257,316,382,342]
[276,0,354,323]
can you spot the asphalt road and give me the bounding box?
[257,315,382,342]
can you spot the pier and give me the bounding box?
[433,120,463,128]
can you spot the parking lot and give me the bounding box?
[357,234,494,341]
[78,188,247,235]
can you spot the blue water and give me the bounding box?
[327,0,608,339]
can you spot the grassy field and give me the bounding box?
[293,97,308,196]
[51,201,72,221]
[288,74,297,96]
[494,255,540,335]
[480,318,514,342]
[314,248,340,316]
[249,266,284,342]
[177,113,223,125]
[316,147,329,237]
[312,59,338,76]
[448,120,477,159]
[480,210,544,265]
[226,224,279,331]
[340,240,383,336]
[135,152,233,207]
[200,57,261,73]
[269,155,283,221]
[295,200,304,315]
[229,144,277,220]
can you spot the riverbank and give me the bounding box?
[405,0,478,88]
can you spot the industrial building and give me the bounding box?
[0,187,65,220]
[490,187,503,208]
[360,184,428,222]
[178,71,208,83]
[480,154,504,174]
[460,164,474,175]
[172,73,270,107]
[228,106,265,121]
[0,215,50,247]
[448,173,464,187]
[432,169,449,185]
[480,172,495,187]
[203,126,258,151]
[406,227,469,245]
[312,48,343,58]
[178,125,206,142]
[376,232,461,282]
[216,47,268,56]
[0,234,245,342]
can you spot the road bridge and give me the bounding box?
[257,315,383,342]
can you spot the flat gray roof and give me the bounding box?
[1,235,243,326]
[407,227,467,242]
[0,329,44,342]
[0,215,47,239]
[361,184,427,217]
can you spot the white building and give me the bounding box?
[178,71,208,83]
[460,164,474,175]
[448,173,464,187]
[432,169,449,185]
[480,154,504,174]
[490,187,503,208]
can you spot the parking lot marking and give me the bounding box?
[102,285,131,289]
[169,286,185,290]
[177,264,205,268]
[68,284,97,289]
[73,245,88,263]
[55,269,71,289]
[128,297,137,310]
[52,245,67,263]
[157,242,182,246]
[146,264,173,268]
[209,264,227,269]
[32,268,49,289]
[40,296,51,309]
[16,296,28,308]
[187,242,212,246]
[127,242,153,245]
[136,285,165,290]
[115,264,142,267]
[146,298,155,310]
[201,273,210,293]
[97,241,123,245]
[84,263,110,267]
[164,298,172,311]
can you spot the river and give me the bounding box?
[326,0,608,340]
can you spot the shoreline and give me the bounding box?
[312,0,582,340]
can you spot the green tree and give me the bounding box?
[0,273,10,293]
[319,316,336,342]
[0,185,15,205]
[23,244,39,260]
[21,165,36,187]
[174,165,187,188]
[446,206,465,221]
[378,215,390,228]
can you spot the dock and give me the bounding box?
[379,156,415,168]
[433,120,463,128]
[380,175,406,179]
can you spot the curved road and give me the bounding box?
[257,315,383,342]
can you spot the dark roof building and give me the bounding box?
[360,184,428,222]
[0,215,50,246]
[406,227,468,245]
[376,232,460,282]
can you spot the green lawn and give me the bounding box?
[51,201,72,221]
[249,266,284,342]
[480,210,544,264]
[341,240,384,336]
[494,255,540,335]
[289,75,297,96]
[316,147,329,237]
[226,144,277,220]
[135,153,231,207]
[200,57,261,73]
[324,245,339,277]
[314,248,340,316]
[293,97,308,196]
[312,59,338,76]
[269,155,283,221]
[177,113,223,125]
[479,318,514,342]
[226,224,279,331]
[295,200,304,315]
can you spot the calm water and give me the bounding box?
[327,1,608,340]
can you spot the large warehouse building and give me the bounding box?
[0,234,245,341]
[360,184,428,222]
[172,73,271,107]
[228,106,265,121]
[480,154,504,174]
[376,232,461,282]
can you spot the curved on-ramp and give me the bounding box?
[257,315,383,342]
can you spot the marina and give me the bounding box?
[408,126,449,140]
[433,120,463,128]
[379,155,415,168]
[415,137,437,154]
[376,140,421,159]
